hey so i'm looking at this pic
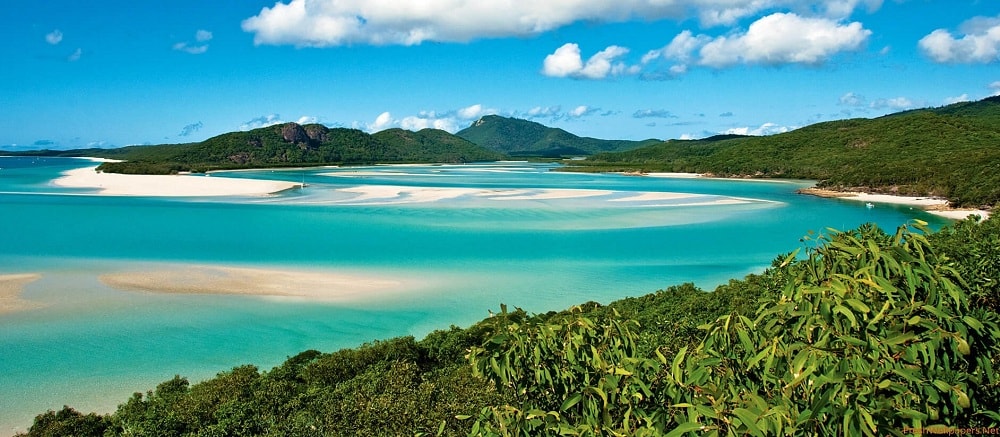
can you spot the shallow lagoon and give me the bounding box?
[0,157,949,434]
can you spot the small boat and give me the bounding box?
[866,202,874,209]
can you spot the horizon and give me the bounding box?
[3,1,999,150]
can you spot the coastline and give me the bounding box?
[52,166,300,197]
[0,274,42,314]
[798,187,991,221]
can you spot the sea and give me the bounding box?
[0,156,951,435]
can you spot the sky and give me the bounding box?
[2,0,999,150]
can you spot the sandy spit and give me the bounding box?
[99,265,418,302]
[798,188,990,221]
[0,273,43,314]
[53,166,300,197]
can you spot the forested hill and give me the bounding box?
[7,123,505,174]
[574,96,1000,208]
[456,115,660,157]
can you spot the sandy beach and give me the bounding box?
[799,188,991,221]
[53,166,300,197]
[0,274,42,314]
[99,265,419,302]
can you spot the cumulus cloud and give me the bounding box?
[870,97,915,111]
[542,43,635,79]
[364,104,496,133]
[944,94,970,105]
[241,114,283,130]
[241,0,884,47]
[46,30,63,45]
[838,92,866,106]
[919,15,1000,63]
[723,122,793,136]
[179,122,204,137]
[990,81,1000,96]
[697,13,871,67]
[174,29,213,54]
[633,109,677,119]
[568,106,599,118]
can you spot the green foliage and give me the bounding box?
[467,306,665,436]
[574,96,1000,208]
[464,222,1000,436]
[456,115,659,157]
[24,407,110,437]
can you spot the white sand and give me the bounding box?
[53,166,300,197]
[99,265,422,302]
[609,192,698,202]
[485,188,614,201]
[0,273,42,314]
[801,188,991,221]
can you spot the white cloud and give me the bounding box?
[46,30,63,45]
[839,92,865,106]
[870,97,914,111]
[633,109,677,119]
[457,104,486,120]
[568,106,595,118]
[542,43,633,79]
[297,116,318,124]
[919,15,1000,64]
[179,121,204,137]
[174,30,213,54]
[367,112,396,132]
[723,122,792,136]
[242,0,884,47]
[991,81,1000,96]
[68,48,82,62]
[241,114,283,130]
[944,94,970,105]
[697,13,870,67]
[196,30,214,42]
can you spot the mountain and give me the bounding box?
[456,115,660,157]
[10,123,506,174]
[576,96,1000,208]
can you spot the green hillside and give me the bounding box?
[574,96,1000,208]
[456,115,659,157]
[7,123,505,174]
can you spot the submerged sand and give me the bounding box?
[99,265,417,302]
[0,274,42,314]
[53,166,300,197]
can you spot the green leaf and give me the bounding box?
[733,408,764,436]
[560,393,583,412]
[665,422,704,437]
[963,315,984,331]
[672,346,688,384]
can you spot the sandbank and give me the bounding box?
[53,166,300,197]
[99,265,418,302]
[0,273,42,314]
[799,188,990,221]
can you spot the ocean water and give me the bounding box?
[0,157,950,434]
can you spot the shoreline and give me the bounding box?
[798,187,991,221]
[52,166,300,197]
[0,274,43,314]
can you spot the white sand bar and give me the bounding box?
[53,166,299,197]
[0,273,42,314]
[99,265,422,302]
[801,188,990,221]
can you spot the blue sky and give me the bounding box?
[3,0,999,150]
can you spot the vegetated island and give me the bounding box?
[566,96,1000,212]
[19,217,1000,436]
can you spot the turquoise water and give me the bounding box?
[0,157,949,434]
